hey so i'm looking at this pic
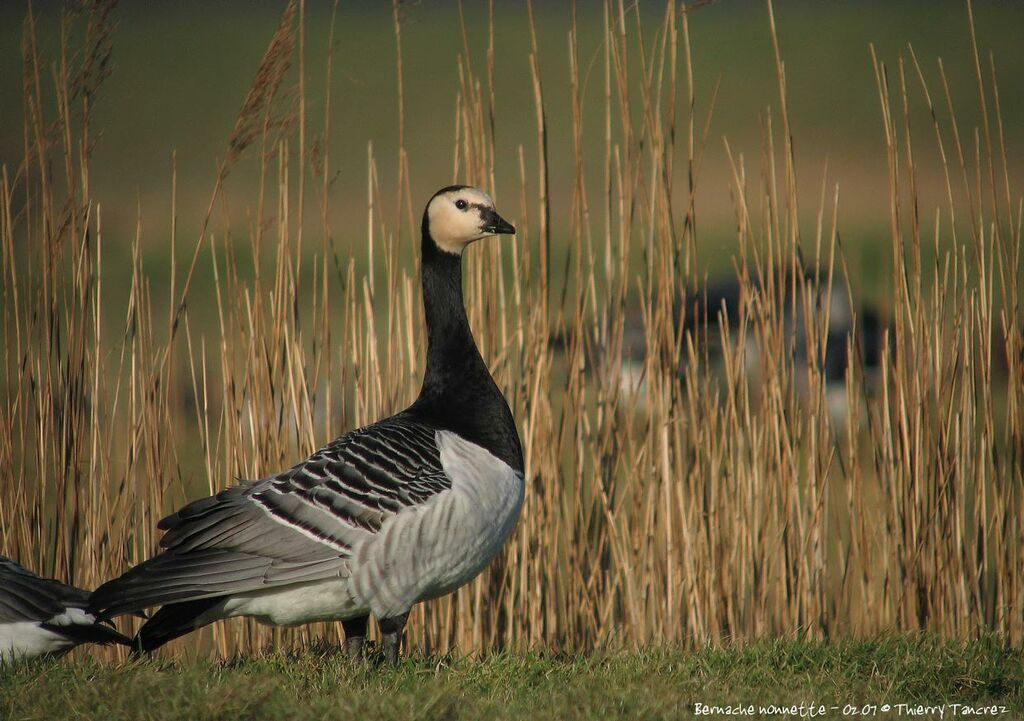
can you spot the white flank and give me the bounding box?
[44,607,97,627]
[0,621,72,660]
[220,578,361,627]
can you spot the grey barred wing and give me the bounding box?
[256,417,451,537]
[90,417,450,617]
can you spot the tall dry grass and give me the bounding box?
[1,0,1020,659]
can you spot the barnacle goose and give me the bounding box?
[569,268,885,428]
[679,270,886,427]
[0,555,131,661]
[90,186,523,664]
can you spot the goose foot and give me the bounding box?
[378,612,408,666]
[342,615,369,661]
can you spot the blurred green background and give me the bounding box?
[1,0,1022,306]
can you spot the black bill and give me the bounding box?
[481,208,516,235]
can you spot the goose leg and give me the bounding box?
[342,615,369,661]
[378,612,409,666]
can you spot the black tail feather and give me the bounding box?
[39,620,133,648]
[134,598,224,654]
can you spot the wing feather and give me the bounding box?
[90,414,451,617]
[0,557,90,623]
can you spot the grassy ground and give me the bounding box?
[2,637,1021,720]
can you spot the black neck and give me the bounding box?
[406,223,523,473]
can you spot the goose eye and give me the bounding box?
[454,199,468,210]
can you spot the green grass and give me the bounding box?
[2,637,1021,720]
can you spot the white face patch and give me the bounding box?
[426,187,510,255]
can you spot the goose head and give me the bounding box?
[424,185,516,255]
